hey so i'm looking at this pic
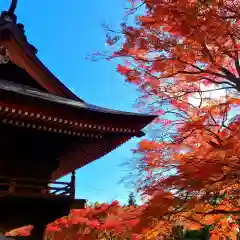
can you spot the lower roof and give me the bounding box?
[0,80,156,179]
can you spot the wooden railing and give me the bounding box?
[0,171,76,198]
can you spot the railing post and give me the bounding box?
[70,171,76,199]
[9,179,16,194]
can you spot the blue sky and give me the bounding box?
[0,0,145,204]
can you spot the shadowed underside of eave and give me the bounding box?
[52,134,132,180]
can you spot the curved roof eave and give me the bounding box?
[0,79,157,123]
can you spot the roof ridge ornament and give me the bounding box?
[1,0,18,23]
[0,0,38,55]
[8,0,18,15]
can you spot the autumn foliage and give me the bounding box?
[5,202,142,239]
[105,0,240,238]
[110,0,240,94]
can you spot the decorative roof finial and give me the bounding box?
[8,0,18,15]
[0,0,38,54]
[1,0,18,23]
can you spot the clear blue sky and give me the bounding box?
[0,0,144,204]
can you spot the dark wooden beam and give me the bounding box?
[70,171,76,199]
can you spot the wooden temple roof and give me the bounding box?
[0,9,156,180]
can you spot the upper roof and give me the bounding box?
[0,11,82,101]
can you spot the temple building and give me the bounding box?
[0,1,155,239]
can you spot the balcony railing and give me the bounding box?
[0,171,76,198]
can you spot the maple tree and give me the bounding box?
[132,109,240,239]
[104,0,240,101]
[99,0,240,239]
[94,0,240,143]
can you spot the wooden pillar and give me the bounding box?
[30,223,46,240]
[70,171,76,199]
